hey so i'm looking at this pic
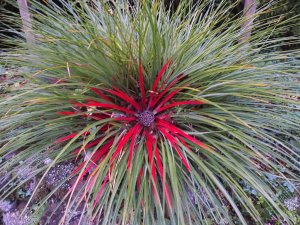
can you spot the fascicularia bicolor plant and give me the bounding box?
[0,0,300,225]
[56,60,211,208]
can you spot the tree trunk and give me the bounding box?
[17,0,34,43]
[240,0,257,43]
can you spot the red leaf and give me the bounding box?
[146,133,156,178]
[154,144,163,179]
[153,88,182,113]
[156,100,204,113]
[158,127,191,172]
[70,140,113,201]
[105,87,141,111]
[83,113,109,121]
[145,133,159,202]
[157,120,211,151]
[72,150,108,183]
[149,75,182,109]
[127,125,142,169]
[110,124,141,163]
[154,144,172,209]
[152,60,171,92]
[148,60,172,109]
[83,174,97,199]
[91,87,113,102]
[70,100,85,107]
[94,175,109,206]
[57,111,77,115]
[139,63,146,107]
[71,140,113,176]
[173,133,192,152]
[113,117,136,122]
[55,131,89,143]
[72,137,103,154]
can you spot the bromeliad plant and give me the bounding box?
[0,0,300,224]
[56,60,210,209]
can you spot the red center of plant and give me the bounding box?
[137,111,155,127]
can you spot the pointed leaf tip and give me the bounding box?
[152,59,172,92]
[54,131,90,143]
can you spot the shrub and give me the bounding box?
[0,0,299,224]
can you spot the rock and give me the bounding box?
[284,196,300,211]
[44,162,76,199]
[2,210,30,225]
[0,200,15,212]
